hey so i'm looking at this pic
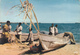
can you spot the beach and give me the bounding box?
[0,42,80,55]
[43,44,80,55]
[0,0,80,55]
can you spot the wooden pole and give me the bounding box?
[27,13,38,31]
[32,9,39,32]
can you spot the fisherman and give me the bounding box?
[15,23,22,41]
[27,28,34,44]
[54,24,58,35]
[2,21,12,43]
[49,23,55,36]
[3,21,12,32]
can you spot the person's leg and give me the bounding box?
[19,35,22,43]
[4,38,8,43]
[16,35,19,39]
[29,38,32,44]
[49,32,52,35]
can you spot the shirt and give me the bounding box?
[29,31,33,41]
[16,25,22,34]
[49,26,55,35]
[8,25,12,31]
[3,24,12,32]
[54,27,58,34]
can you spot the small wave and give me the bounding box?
[40,30,49,34]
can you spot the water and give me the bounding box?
[0,23,80,43]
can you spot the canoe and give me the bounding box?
[38,33,70,52]
[0,30,75,52]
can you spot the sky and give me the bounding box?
[0,0,80,23]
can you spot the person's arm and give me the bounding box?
[2,25,4,29]
[10,25,12,30]
[56,28,58,33]
[54,27,56,34]
[14,26,17,32]
[9,25,12,32]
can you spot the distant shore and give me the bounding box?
[0,22,80,24]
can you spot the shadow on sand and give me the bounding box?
[20,44,67,55]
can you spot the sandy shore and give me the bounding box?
[0,43,80,55]
[43,44,80,55]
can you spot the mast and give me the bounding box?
[20,0,39,32]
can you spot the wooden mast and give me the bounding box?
[20,0,39,32]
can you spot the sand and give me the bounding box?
[0,43,80,55]
[0,43,30,55]
[43,44,80,55]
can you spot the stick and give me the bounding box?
[32,9,39,31]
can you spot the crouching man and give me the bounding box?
[2,21,12,43]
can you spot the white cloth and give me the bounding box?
[16,25,22,34]
[28,31,34,41]
[50,27,55,36]
[9,25,12,31]
[54,27,58,34]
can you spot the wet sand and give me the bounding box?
[0,42,80,55]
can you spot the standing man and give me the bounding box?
[54,24,58,35]
[28,28,34,44]
[15,23,22,41]
[49,23,55,36]
[2,21,12,43]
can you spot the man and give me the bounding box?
[49,23,55,36]
[27,28,34,44]
[54,24,58,35]
[15,23,22,41]
[2,21,12,43]
[3,21,12,32]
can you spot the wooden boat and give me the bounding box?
[39,33,70,52]
[0,30,75,53]
[25,32,75,53]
